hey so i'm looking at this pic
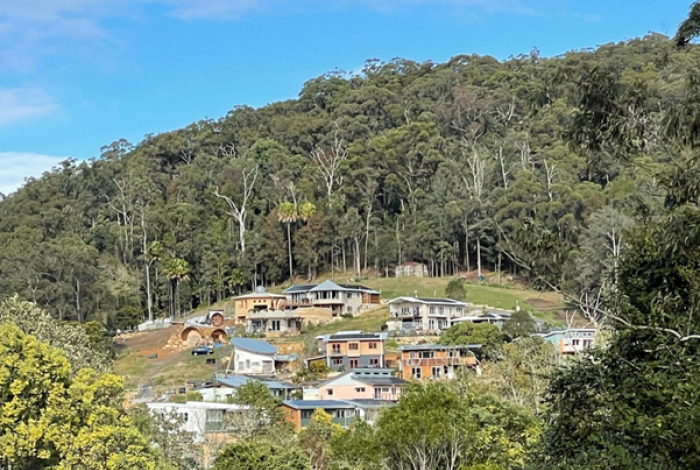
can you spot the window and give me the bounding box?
[369,342,377,349]
[347,292,353,299]
[355,387,366,393]
[429,320,436,330]
[301,410,314,419]
[245,359,251,369]
[332,344,341,354]
[327,389,334,396]
[375,388,382,399]
[369,358,379,366]
[382,387,389,392]
[349,343,359,351]
[332,358,344,365]
[456,307,463,314]
[409,351,417,359]
[412,367,422,379]
[419,351,434,359]
[270,320,281,331]
[391,387,397,395]
[572,339,580,346]
[429,306,436,315]
[432,367,442,378]
[183,413,189,422]
[448,350,456,358]
[438,306,445,315]
[350,359,358,368]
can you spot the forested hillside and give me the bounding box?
[1,33,697,326]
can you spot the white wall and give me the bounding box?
[234,349,275,374]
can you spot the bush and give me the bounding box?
[445,279,467,301]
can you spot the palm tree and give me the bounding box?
[278,202,298,281]
[164,258,190,318]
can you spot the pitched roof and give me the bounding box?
[328,332,387,341]
[357,376,407,386]
[309,280,343,292]
[230,337,277,355]
[283,400,357,410]
[212,376,298,390]
[398,344,482,351]
[283,284,317,294]
[388,296,467,306]
[233,291,286,300]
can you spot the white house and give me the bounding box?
[194,375,300,401]
[226,337,279,375]
[386,297,467,332]
[146,401,246,443]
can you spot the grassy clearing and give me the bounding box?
[113,352,150,389]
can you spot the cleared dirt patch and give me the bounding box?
[526,298,563,311]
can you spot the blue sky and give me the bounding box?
[0,0,691,194]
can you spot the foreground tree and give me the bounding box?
[213,440,307,470]
[0,323,153,470]
[440,322,503,359]
[0,295,111,373]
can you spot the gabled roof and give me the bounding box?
[230,337,277,355]
[388,296,467,307]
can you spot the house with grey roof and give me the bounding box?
[282,399,395,430]
[316,367,406,401]
[194,375,301,401]
[225,337,297,376]
[283,280,381,317]
[387,296,468,333]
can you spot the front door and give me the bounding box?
[375,388,381,399]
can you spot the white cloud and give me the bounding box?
[0,88,57,126]
[0,152,67,196]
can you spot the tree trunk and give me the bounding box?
[146,262,153,321]
[464,222,471,273]
[287,222,293,282]
[342,243,347,275]
[477,238,482,278]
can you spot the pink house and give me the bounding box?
[317,368,406,401]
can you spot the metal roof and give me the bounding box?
[283,400,357,410]
[344,399,397,408]
[230,337,277,355]
[328,333,385,341]
[398,344,482,351]
[388,296,467,306]
[358,377,407,386]
[309,280,344,292]
[283,284,317,293]
[214,376,298,390]
[233,292,286,300]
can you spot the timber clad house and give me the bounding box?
[310,331,387,371]
[398,344,481,380]
[283,280,381,317]
[282,399,395,431]
[386,297,467,332]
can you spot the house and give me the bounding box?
[225,337,297,375]
[282,399,395,431]
[536,328,597,354]
[283,280,381,317]
[395,261,429,278]
[194,375,300,401]
[317,368,406,401]
[246,308,334,337]
[313,331,387,371]
[386,297,468,332]
[452,309,513,329]
[232,286,287,324]
[282,400,357,431]
[146,401,246,443]
[397,344,481,380]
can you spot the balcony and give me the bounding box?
[402,357,477,367]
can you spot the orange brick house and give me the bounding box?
[397,344,481,380]
[232,287,286,324]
